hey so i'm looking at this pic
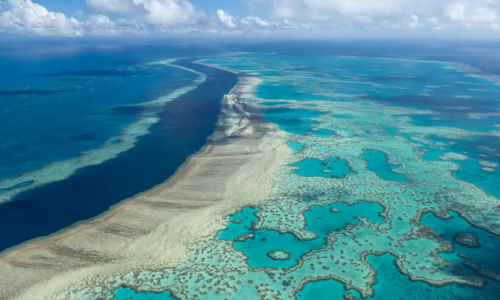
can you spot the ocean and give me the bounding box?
[2,39,500,300]
[0,41,237,252]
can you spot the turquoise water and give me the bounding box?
[421,146,447,161]
[293,157,354,178]
[201,54,500,298]
[219,201,384,269]
[217,207,260,240]
[234,229,325,269]
[361,149,411,183]
[73,50,500,300]
[296,277,358,300]
[406,113,498,133]
[263,108,327,135]
[304,202,385,237]
[422,211,500,276]
[288,141,304,153]
[257,83,333,102]
[114,287,178,300]
[332,114,353,119]
[418,134,500,199]
[298,254,500,299]
[453,157,500,200]
[366,253,500,299]
[311,128,335,136]
[219,206,324,269]
[260,101,290,106]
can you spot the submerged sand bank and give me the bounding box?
[0,68,289,299]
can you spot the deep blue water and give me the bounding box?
[0,52,196,181]
[0,59,237,252]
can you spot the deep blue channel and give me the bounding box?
[0,59,238,253]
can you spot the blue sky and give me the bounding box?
[36,0,244,16]
[1,0,500,37]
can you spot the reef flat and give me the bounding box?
[2,53,500,300]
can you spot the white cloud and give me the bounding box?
[85,14,147,35]
[249,0,432,20]
[0,0,150,36]
[245,0,500,32]
[408,14,419,28]
[217,9,236,28]
[0,0,82,36]
[2,0,500,37]
[240,16,269,27]
[87,0,205,25]
[445,2,498,27]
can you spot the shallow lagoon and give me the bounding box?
[361,149,411,183]
[288,141,305,153]
[293,157,354,178]
[114,288,178,300]
[219,201,385,269]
